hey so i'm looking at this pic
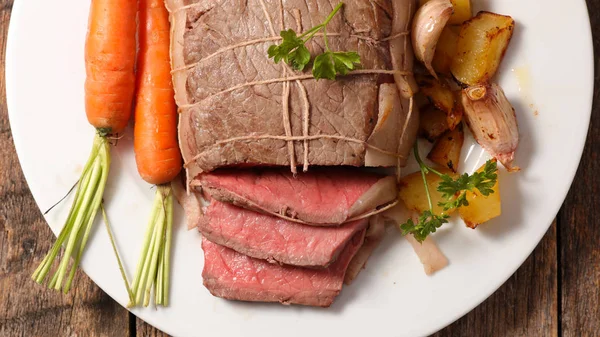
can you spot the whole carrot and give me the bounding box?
[134,0,181,185]
[85,0,137,134]
[32,0,136,297]
[129,0,182,307]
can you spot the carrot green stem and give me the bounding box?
[53,144,102,289]
[163,189,173,306]
[143,207,165,306]
[32,133,130,300]
[63,157,105,292]
[32,134,104,290]
[129,194,161,303]
[100,203,134,303]
[129,185,173,308]
[156,242,164,305]
[32,155,95,282]
[135,215,160,305]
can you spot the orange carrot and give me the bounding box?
[134,0,182,184]
[85,0,137,134]
[129,0,181,307]
[33,0,137,298]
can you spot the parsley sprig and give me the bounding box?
[400,143,498,243]
[267,2,361,80]
[401,210,450,243]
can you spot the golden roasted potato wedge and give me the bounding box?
[448,0,472,24]
[427,123,465,172]
[451,12,515,86]
[432,26,460,75]
[447,90,464,129]
[399,168,458,216]
[417,75,463,130]
[419,0,472,25]
[419,106,448,142]
[459,160,501,228]
[417,75,455,114]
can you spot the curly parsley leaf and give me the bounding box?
[400,210,450,243]
[436,160,498,210]
[410,143,499,242]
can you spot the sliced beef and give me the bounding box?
[168,0,418,176]
[199,200,369,267]
[202,230,365,307]
[196,167,398,225]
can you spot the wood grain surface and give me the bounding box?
[0,0,598,336]
[558,1,600,335]
[0,3,130,337]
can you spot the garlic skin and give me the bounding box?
[462,83,520,171]
[411,0,453,79]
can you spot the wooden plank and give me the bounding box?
[0,1,131,336]
[136,316,170,337]
[559,1,600,335]
[433,221,558,337]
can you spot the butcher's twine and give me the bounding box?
[170,32,409,73]
[172,0,414,178]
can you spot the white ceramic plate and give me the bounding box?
[6,0,593,336]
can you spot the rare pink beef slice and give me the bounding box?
[196,167,397,225]
[201,230,366,307]
[199,200,369,267]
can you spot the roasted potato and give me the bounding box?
[448,0,472,24]
[447,90,464,129]
[419,0,472,25]
[419,106,448,142]
[459,160,501,228]
[451,12,515,86]
[417,75,464,130]
[427,123,465,172]
[399,168,458,216]
[432,26,460,76]
[417,75,455,114]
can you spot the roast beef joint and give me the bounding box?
[167,0,420,307]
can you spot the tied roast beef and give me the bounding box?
[202,230,365,307]
[166,0,421,307]
[169,0,419,178]
[199,200,369,267]
[196,167,398,225]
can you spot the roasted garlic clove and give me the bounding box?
[411,0,453,79]
[462,83,520,171]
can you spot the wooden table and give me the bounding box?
[0,1,598,336]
